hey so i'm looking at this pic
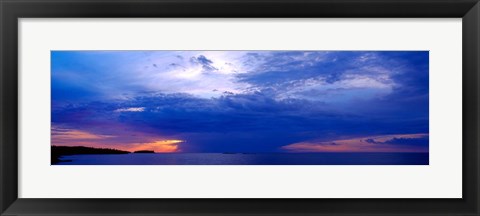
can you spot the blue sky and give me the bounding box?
[51,51,429,153]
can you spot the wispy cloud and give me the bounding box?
[281,133,429,153]
[114,107,145,112]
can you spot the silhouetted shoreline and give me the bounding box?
[133,150,155,153]
[51,146,130,164]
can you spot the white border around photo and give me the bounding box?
[18,18,462,198]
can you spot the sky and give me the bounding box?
[51,51,429,153]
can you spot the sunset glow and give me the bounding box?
[124,140,184,153]
[52,127,184,153]
[281,133,429,153]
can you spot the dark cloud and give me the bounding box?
[365,136,428,147]
[384,137,429,147]
[52,89,428,152]
[190,55,217,71]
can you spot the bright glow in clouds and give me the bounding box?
[51,51,428,153]
[123,140,184,153]
[114,107,145,112]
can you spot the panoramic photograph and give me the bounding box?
[51,50,429,165]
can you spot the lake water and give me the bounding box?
[56,152,428,165]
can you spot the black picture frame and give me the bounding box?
[1,0,479,215]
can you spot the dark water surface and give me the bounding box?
[56,153,428,165]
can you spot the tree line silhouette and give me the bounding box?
[51,145,130,164]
